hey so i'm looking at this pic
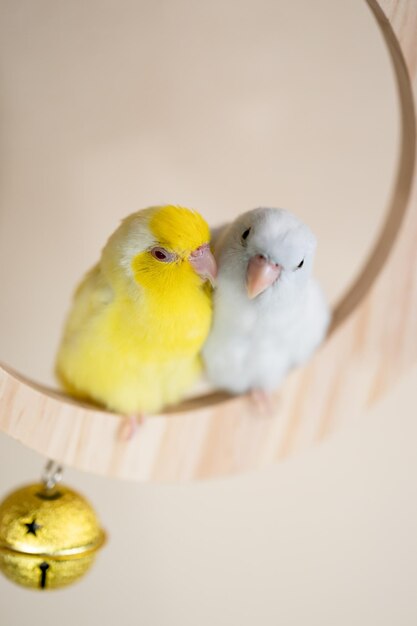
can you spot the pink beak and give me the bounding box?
[189,244,217,285]
[246,255,282,299]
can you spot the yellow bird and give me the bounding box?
[55,205,216,432]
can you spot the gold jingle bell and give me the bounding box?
[0,463,106,590]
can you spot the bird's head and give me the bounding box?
[217,207,317,300]
[101,205,217,294]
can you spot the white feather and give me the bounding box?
[203,207,331,393]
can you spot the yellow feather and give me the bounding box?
[149,205,210,252]
[56,205,212,414]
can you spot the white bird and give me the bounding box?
[202,207,330,400]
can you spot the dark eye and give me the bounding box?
[297,259,304,269]
[241,228,251,242]
[151,247,173,262]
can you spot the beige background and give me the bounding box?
[1,0,415,624]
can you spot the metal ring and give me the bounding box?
[42,459,64,490]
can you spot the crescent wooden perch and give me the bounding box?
[0,0,416,482]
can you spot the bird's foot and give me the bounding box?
[249,389,277,418]
[119,414,145,441]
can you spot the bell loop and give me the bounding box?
[42,460,63,490]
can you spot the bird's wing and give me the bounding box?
[63,263,114,337]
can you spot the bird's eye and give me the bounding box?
[241,228,251,242]
[150,247,173,262]
[297,259,304,269]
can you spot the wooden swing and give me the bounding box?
[0,0,415,482]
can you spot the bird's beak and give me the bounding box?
[189,244,217,286]
[246,255,282,299]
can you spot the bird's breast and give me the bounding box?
[107,285,212,358]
